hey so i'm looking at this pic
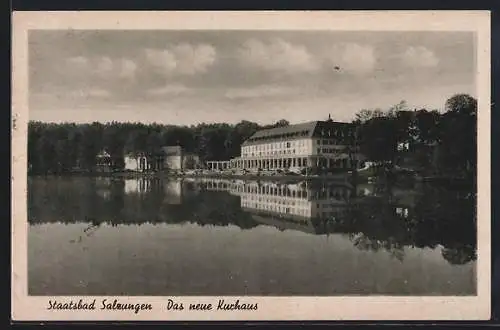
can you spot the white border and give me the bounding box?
[11,10,491,321]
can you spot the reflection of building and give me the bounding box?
[124,146,200,172]
[198,178,354,223]
[196,178,425,236]
[231,181,353,221]
[124,153,149,172]
[124,178,153,194]
[123,178,201,205]
[164,179,183,204]
[224,116,365,172]
[201,178,233,192]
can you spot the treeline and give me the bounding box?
[28,119,286,174]
[28,94,476,177]
[354,93,476,177]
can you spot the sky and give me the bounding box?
[28,30,476,125]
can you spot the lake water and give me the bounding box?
[28,176,476,296]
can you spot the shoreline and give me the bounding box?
[28,171,356,183]
[27,170,474,187]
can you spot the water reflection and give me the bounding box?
[29,176,476,266]
[28,176,476,295]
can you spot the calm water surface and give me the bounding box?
[28,176,476,296]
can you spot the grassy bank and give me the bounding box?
[28,170,355,183]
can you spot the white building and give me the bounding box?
[124,146,200,172]
[225,116,365,172]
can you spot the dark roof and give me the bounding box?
[125,146,185,157]
[242,120,355,146]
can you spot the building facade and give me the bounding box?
[124,146,200,172]
[229,117,364,172]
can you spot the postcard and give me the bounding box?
[12,10,491,321]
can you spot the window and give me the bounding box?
[286,142,291,148]
[317,148,321,154]
[317,140,321,145]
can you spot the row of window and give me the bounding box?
[245,149,306,157]
[242,195,311,206]
[241,202,312,217]
[241,202,350,219]
[316,139,349,145]
[240,187,309,199]
[318,148,349,154]
[243,140,306,153]
[240,186,351,199]
[244,138,349,152]
[245,127,355,144]
[242,139,352,157]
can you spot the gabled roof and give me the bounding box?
[124,146,184,157]
[242,120,355,146]
[249,121,318,139]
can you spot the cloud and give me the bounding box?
[96,56,114,73]
[236,39,376,75]
[94,57,137,80]
[144,43,216,76]
[119,59,137,79]
[323,43,377,74]
[224,85,299,99]
[146,83,190,96]
[66,56,90,70]
[68,88,112,98]
[144,49,177,73]
[237,38,318,73]
[400,46,439,68]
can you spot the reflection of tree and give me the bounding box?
[313,182,476,265]
[441,245,477,265]
[349,234,406,262]
[28,177,260,230]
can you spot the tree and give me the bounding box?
[441,245,476,265]
[445,94,477,116]
[354,109,384,123]
[274,119,289,127]
[359,116,398,164]
[184,155,197,169]
[439,94,477,177]
[414,109,440,144]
